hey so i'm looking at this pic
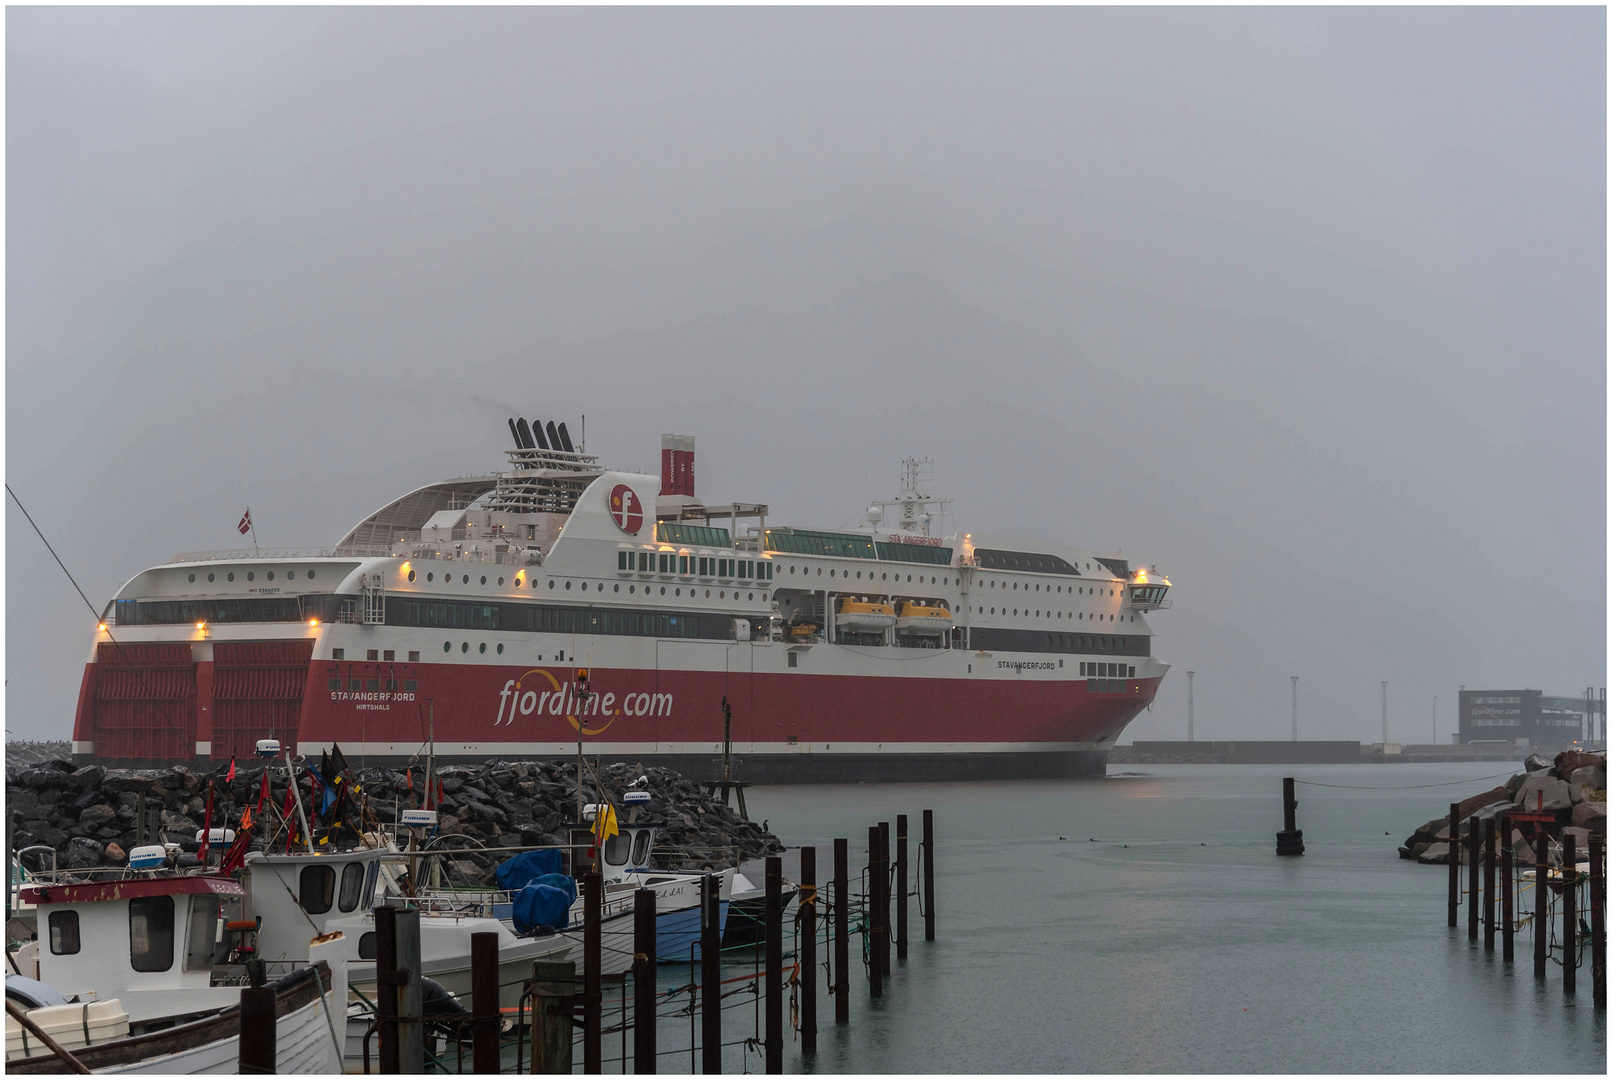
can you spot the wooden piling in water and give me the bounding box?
[634,889,657,1074]
[923,810,935,942]
[834,838,850,1024]
[1501,816,1514,964]
[1275,777,1305,855]
[1564,833,1577,996]
[883,822,896,980]
[1591,837,1606,1009]
[237,987,276,1074]
[471,931,500,1074]
[584,872,603,1074]
[1483,817,1496,951]
[800,846,817,1055]
[765,856,783,1074]
[1467,817,1480,941]
[896,815,909,961]
[868,826,883,999]
[701,874,721,1074]
[1447,801,1461,928]
[1535,838,1549,979]
[529,960,575,1074]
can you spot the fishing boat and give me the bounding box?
[6,874,345,1073]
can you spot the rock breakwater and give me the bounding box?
[7,756,783,882]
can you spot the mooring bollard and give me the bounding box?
[1501,816,1514,964]
[471,931,501,1073]
[634,889,657,1074]
[1564,833,1577,995]
[1591,837,1606,1009]
[834,838,850,1024]
[1483,818,1496,951]
[1448,801,1462,928]
[923,809,936,942]
[584,872,602,1074]
[868,826,883,998]
[765,855,783,1074]
[701,873,722,1074]
[800,846,818,1055]
[1467,817,1480,941]
[238,986,277,1074]
[1535,837,1549,979]
[1275,777,1304,856]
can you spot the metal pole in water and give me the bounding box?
[634,889,657,1074]
[395,907,424,1074]
[1467,818,1480,941]
[1564,833,1577,996]
[800,846,817,1055]
[896,815,909,961]
[765,856,783,1074]
[237,987,277,1074]
[1276,778,1304,856]
[1501,815,1514,963]
[834,838,850,1024]
[1535,837,1549,979]
[877,821,891,977]
[1448,802,1461,928]
[584,872,602,1073]
[376,905,400,1073]
[923,810,935,942]
[701,874,721,1074]
[1591,837,1606,1009]
[1483,817,1496,951]
[471,931,500,1073]
[868,826,883,999]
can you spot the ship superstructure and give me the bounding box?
[71,424,1172,780]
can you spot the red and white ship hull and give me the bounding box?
[71,429,1173,781]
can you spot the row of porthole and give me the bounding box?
[988,580,1113,596]
[409,570,509,587]
[976,608,1133,622]
[406,567,767,604]
[188,569,312,584]
[446,641,507,654]
[788,565,949,585]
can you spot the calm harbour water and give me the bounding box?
[636,763,1605,1074]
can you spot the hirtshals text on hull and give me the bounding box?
[72,423,1173,780]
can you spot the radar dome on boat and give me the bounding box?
[128,845,167,870]
[623,791,650,804]
[196,828,235,844]
[255,738,281,757]
[401,809,438,828]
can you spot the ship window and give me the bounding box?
[603,832,630,866]
[246,572,255,581]
[788,653,797,668]
[359,932,377,960]
[479,643,486,654]
[308,571,316,580]
[185,895,218,971]
[383,650,395,661]
[366,679,379,691]
[481,576,487,585]
[405,679,418,691]
[444,642,451,652]
[680,556,690,574]
[349,679,360,692]
[631,830,652,865]
[333,649,345,660]
[368,649,379,661]
[49,911,79,955]
[462,642,469,653]
[208,573,215,582]
[408,570,417,582]
[328,678,340,691]
[463,575,470,584]
[497,643,504,654]
[227,572,235,581]
[338,862,365,912]
[618,551,628,570]
[300,865,335,914]
[428,573,435,582]
[287,570,297,580]
[188,573,195,583]
[129,895,175,972]
[565,581,571,590]
[409,651,419,662]
[581,582,589,591]
[790,566,796,574]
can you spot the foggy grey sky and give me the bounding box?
[6,7,1605,745]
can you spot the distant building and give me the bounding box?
[1458,689,1588,747]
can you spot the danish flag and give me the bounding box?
[238,509,252,535]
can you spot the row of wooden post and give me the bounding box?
[1445,801,1606,1008]
[243,811,939,1074]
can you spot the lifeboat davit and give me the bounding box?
[835,598,897,632]
[894,600,951,635]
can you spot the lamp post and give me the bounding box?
[1187,671,1195,742]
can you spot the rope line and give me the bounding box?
[1293,771,1516,790]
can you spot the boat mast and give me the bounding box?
[285,748,315,854]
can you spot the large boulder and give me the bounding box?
[1457,787,1513,820]
[75,804,117,831]
[1571,801,1606,831]
[1514,773,1573,812]
[1504,772,1528,795]
[1523,753,1553,773]
[60,836,105,869]
[1416,842,1452,865]
[1569,765,1606,791]
[1555,750,1605,776]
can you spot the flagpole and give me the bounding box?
[248,507,259,554]
[285,748,314,854]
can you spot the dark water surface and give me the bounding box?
[659,763,1606,1074]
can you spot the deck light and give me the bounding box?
[97,622,107,631]
[309,618,320,627]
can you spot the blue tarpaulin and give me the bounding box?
[495,849,563,892]
[512,882,573,933]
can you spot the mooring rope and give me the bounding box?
[1292,771,1516,791]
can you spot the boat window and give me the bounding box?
[129,895,175,972]
[48,911,80,955]
[364,860,380,909]
[300,865,336,915]
[359,932,377,960]
[604,832,631,866]
[185,895,218,971]
[631,830,652,866]
[338,862,365,912]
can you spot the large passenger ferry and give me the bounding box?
[71,421,1173,781]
